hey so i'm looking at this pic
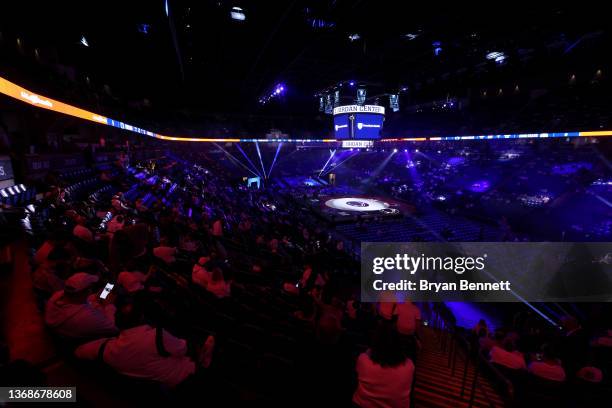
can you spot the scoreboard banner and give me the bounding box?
[342,140,373,148]
[333,105,385,115]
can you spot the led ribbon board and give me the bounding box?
[1,75,611,143]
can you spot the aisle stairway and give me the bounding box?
[413,328,506,408]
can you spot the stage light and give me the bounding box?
[404,149,408,152]
[324,94,333,114]
[403,33,419,40]
[231,6,246,21]
[357,88,366,105]
[486,51,507,64]
[415,149,419,152]
[138,24,150,34]
[348,33,361,41]
[164,0,169,16]
[393,148,398,153]
[389,94,399,112]
[80,35,89,47]
[349,81,355,86]
[334,90,340,107]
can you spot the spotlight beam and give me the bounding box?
[267,142,283,178]
[214,143,260,177]
[363,150,396,184]
[319,149,336,177]
[322,151,359,176]
[255,141,267,179]
[236,143,263,177]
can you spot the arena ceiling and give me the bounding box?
[1,1,610,118]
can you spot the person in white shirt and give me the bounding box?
[106,215,125,238]
[192,257,211,288]
[376,292,398,320]
[576,365,603,383]
[205,268,231,298]
[73,223,94,243]
[353,322,415,408]
[117,268,149,293]
[75,301,215,388]
[153,237,177,264]
[528,346,566,382]
[490,339,526,370]
[396,301,421,336]
[45,273,118,340]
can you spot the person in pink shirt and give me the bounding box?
[528,345,566,382]
[353,322,415,408]
[490,339,526,370]
[191,256,211,289]
[205,267,231,298]
[75,301,214,388]
[45,273,118,340]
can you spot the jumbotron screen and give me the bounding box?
[333,105,385,139]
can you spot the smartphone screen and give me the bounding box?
[99,283,114,299]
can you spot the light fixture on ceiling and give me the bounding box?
[231,6,246,21]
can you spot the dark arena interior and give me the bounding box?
[1,2,612,407]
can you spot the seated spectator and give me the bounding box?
[33,234,69,266]
[180,233,199,253]
[490,339,526,370]
[205,267,231,298]
[528,345,566,382]
[316,288,344,330]
[153,237,177,264]
[75,301,215,388]
[395,301,421,336]
[68,212,94,243]
[32,247,70,296]
[346,298,359,321]
[353,322,415,408]
[45,273,118,339]
[191,256,211,288]
[117,266,149,294]
[106,215,125,239]
[480,329,505,353]
[576,365,603,383]
[376,292,398,320]
[473,319,489,337]
[294,299,316,323]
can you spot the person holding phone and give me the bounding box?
[45,273,118,340]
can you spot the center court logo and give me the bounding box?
[346,201,369,207]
